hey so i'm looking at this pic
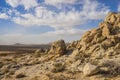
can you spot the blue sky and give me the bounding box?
[0,0,120,44]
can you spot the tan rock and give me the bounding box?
[70,49,80,60]
[84,35,93,43]
[49,40,66,56]
[83,63,99,76]
[105,12,117,24]
[88,44,101,54]
[50,62,64,73]
[67,41,78,49]
[115,43,120,49]
[68,60,82,72]
[34,49,44,57]
[98,58,120,76]
[100,22,112,37]
[30,75,50,80]
[82,31,91,39]
[90,28,99,36]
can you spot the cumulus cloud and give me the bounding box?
[9,0,110,30]
[45,0,77,5]
[45,0,78,9]
[13,7,86,29]
[6,0,19,8]
[6,0,38,10]
[0,0,110,44]
[81,0,110,20]
[0,13,9,19]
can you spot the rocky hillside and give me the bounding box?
[67,12,120,59]
[0,12,120,80]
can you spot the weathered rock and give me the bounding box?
[34,49,44,57]
[68,60,82,72]
[67,41,78,50]
[105,12,117,24]
[50,62,64,73]
[30,75,50,80]
[98,58,120,76]
[70,49,80,60]
[49,40,66,56]
[83,63,99,76]
[74,12,120,57]
[101,22,111,37]
[0,62,3,68]
[115,43,120,49]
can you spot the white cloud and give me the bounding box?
[6,0,19,8]
[118,4,120,12]
[10,0,109,30]
[0,29,86,45]
[0,13,9,19]
[45,0,77,5]
[13,7,86,29]
[6,0,38,10]
[45,0,78,9]
[1,0,110,44]
[81,0,110,20]
[20,0,38,10]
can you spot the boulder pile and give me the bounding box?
[68,12,120,59]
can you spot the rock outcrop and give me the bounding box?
[49,40,66,56]
[83,63,99,76]
[67,12,120,59]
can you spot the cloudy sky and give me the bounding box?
[0,0,119,44]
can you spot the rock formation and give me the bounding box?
[1,12,120,80]
[48,40,66,56]
[83,63,99,76]
[67,12,120,59]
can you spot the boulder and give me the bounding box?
[115,43,120,49]
[50,62,64,73]
[101,22,111,37]
[83,63,99,76]
[67,41,78,50]
[81,31,91,39]
[34,49,44,57]
[70,49,81,61]
[105,12,117,24]
[49,40,66,56]
[98,58,120,76]
[68,60,82,72]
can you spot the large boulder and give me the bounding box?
[70,49,81,61]
[83,63,99,76]
[49,40,66,56]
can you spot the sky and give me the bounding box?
[0,0,119,45]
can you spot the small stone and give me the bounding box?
[50,62,64,73]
